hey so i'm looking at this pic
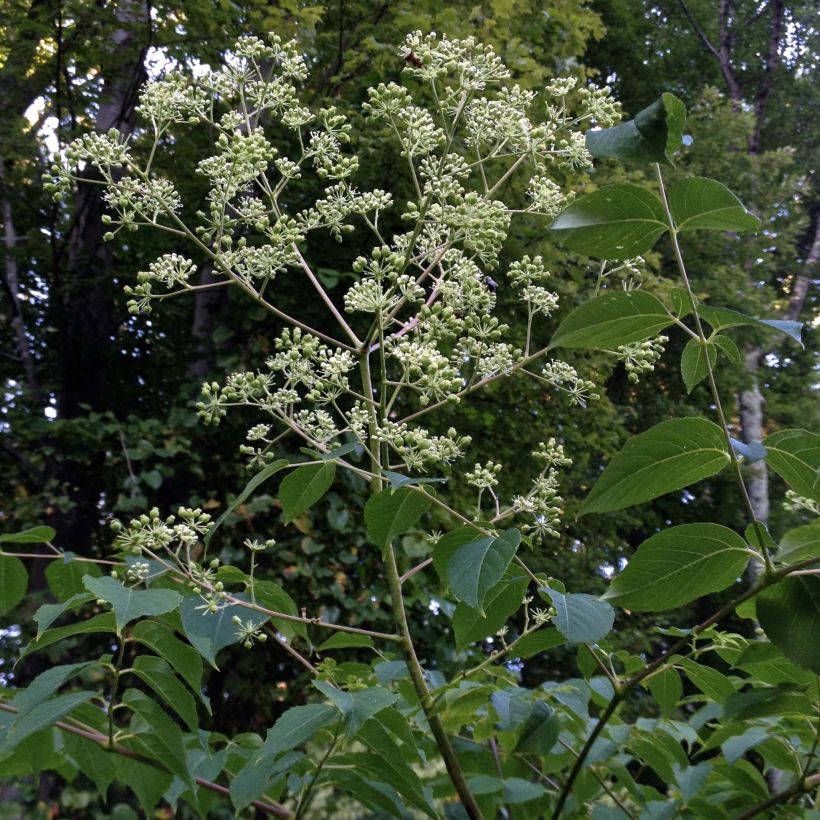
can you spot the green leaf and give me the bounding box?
[130,656,199,731]
[758,575,820,674]
[364,487,431,553]
[83,576,182,631]
[230,751,299,813]
[0,691,94,754]
[648,667,682,717]
[45,554,101,600]
[318,632,374,651]
[131,620,203,696]
[549,184,668,260]
[586,93,686,166]
[548,290,673,351]
[314,681,396,737]
[698,304,803,347]
[21,612,117,659]
[514,700,559,755]
[205,458,289,545]
[603,524,751,611]
[436,529,520,612]
[544,589,614,643]
[254,580,307,641]
[13,661,99,716]
[0,555,27,615]
[280,461,335,522]
[259,703,338,760]
[579,418,730,516]
[763,429,820,502]
[0,525,56,543]
[733,641,815,687]
[179,593,267,668]
[680,338,716,393]
[776,522,820,564]
[679,658,736,704]
[63,732,115,799]
[668,178,761,233]
[512,629,564,659]
[113,755,172,817]
[382,470,446,488]
[453,568,529,651]
[711,334,742,365]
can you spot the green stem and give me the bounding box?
[294,718,342,819]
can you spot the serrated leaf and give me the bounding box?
[0,525,56,543]
[45,554,101,600]
[648,667,682,717]
[668,177,760,233]
[549,290,673,350]
[515,700,559,755]
[776,522,820,564]
[549,184,668,260]
[603,524,750,611]
[543,589,614,644]
[259,703,338,760]
[586,93,686,166]
[0,691,94,754]
[758,575,820,674]
[680,338,716,393]
[314,681,396,737]
[580,418,730,515]
[763,429,820,502]
[205,458,289,545]
[83,576,181,631]
[318,632,374,651]
[131,620,203,696]
[280,461,335,522]
[698,304,803,347]
[364,487,431,553]
[0,555,27,615]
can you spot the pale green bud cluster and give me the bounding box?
[466,461,502,490]
[615,335,668,384]
[541,361,600,407]
[375,421,472,472]
[110,506,212,556]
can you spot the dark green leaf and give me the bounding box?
[711,334,742,365]
[668,178,760,233]
[45,554,101,600]
[548,290,673,350]
[680,338,716,393]
[776,522,820,564]
[318,632,374,651]
[254,580,306,641]
[763,429,820,502]
[83,575,182,631]
[512,629,564,659]
[579,418,730,515]
[758,575,820,674]
[679,659,736,704]
[113,755,172,817]
[13,661,99,716]
[33,592,93,638]
[0,525,56,543]
[314,681,396,737]
[548,184,668,260]
[64,731,115,799]
[515,700,559,755]
[603,524,750,611]
[648,667,682,717]
[205,458,289,545]
[544,589,614,643]
[586,93,686,166]
[364,487,431,553]
[0,692,93,754]
[130,656,199,730]
[0,555,27,615]
[733,642,815,687]
[259,703,337,759]
[21,612,117,659]
[280,461,335,522]
[131,620,203,696]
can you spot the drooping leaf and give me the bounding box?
[514,700,559,755]
[230,751,300,813]
[131,619,203,696]
[603,524,751,611]
[205,458,289,545]
[113,755,172,817]
[586,92,686,166]
[83,575,182,631]
[668,178,760,233]
[548,184,668,260]
[63,731,116,799]
[0,555,27,615]
[259,703,338,760]
[279,461,336,522]
[130,656,199,730]
[0,691,94,754]
[364,487,431,553]
[758,575,820,674]
[680,338,716,393]
[314,681,396,737]
[543,589,614,644]
[698,304,803,347]
[0,525,56,543]
[21,612,117,659]
[579,418,730,515]
[45,554,101,600]
[776,522,820,564]
[763,429,820,502]
[548,290,673,350]
[13,661,99,716]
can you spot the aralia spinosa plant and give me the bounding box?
[0,31,817,819]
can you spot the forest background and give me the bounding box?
[0,0,817,814]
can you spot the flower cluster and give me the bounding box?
[615,335,668,384]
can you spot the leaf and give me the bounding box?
[437,529,520,612]
[648,667,682,717]
[314,681,396,737]
[318,632,374,651]
[586,93,686,166]
[21,612,117,659]
[205,458,289,545]
[45,554,101,600]
[733,642,815,687]
[711,334,742,365]
[548,290,673,351]
[680,338,716,393]
[776,522,820,564]
[13,661,99,716]
[230,751,299,813]
[63,732,115,799]
[382,469,447,488]
[453,568,529,651]
[364,487,432,554]
[668,178,760,233]
[515,700,559,755]
[512,629,564,659]
[280,461,335,522]
[0,555,27,615]
[131,619,203,696]
[602,524,750,611]
[254,580,306,641]
[548,184,668,260]
[0,525,56,543]
[679,658,736,704]
[179,593,267,668]
[130,656,199,730]
[0,692,94,754]
[83,576,182,631]
[698,304,803,347]
[758,575,820,674]
[763,429,820,502]
[543,589,614,644]
[579,418,730,516]
[113,755,172,817]
[259,703,338,760]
